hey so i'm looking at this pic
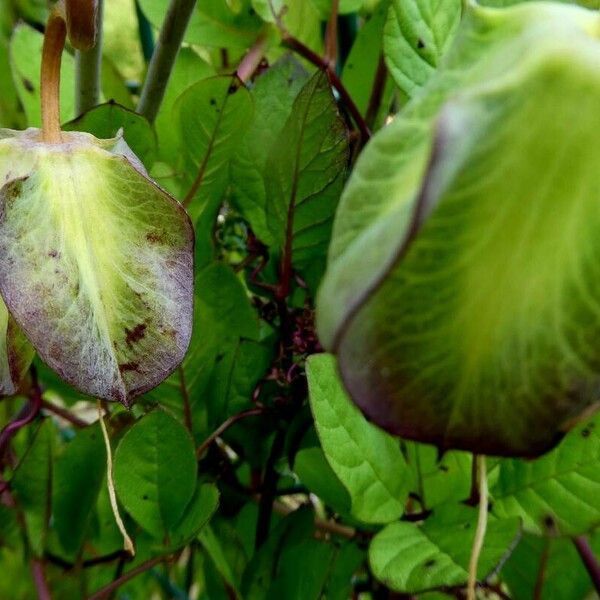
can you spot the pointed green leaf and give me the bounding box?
[369,506,521,594]
[175,75,253,221]
[491,417,600,536]
[0,129,193,404]
[318,2,600,456]
[306,353,409,524]
[11,420,53,555]
[384,0,462,97]
[265,71,349,281]
[163,483,219,550]
[231,56,308,245]
[114,410,197,538]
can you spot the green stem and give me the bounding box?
[75,0,104,115]
[136,0,198,123]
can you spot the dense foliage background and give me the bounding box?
[2,0,600,599]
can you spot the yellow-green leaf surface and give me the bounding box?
[318,2,600,456]
[306,353,409,524]
[369,505,521,594]
[384,0,462,98]
[0,129,193,404]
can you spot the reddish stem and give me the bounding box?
[282,34,371,142]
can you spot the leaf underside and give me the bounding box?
[0,129,194,404]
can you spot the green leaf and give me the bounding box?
[10,24,76,127]
[265,70,349,281]
[52,424,106,557]
[0,299,34,395]
[64,102,157,168]
[163,483,219,550]
[318,2,600,456]
[207,337,273,428]
[369,505,521,594]
[342,3,389,116]
[11,420,53,555]
[383,0,461,97]
[114,410,197,538]
[151,263,259,424]
[138,0,263,48]
[294,446,352,516]
[501,534,596,600]
[491,417,600,536]
[306,353,409,524]
[154,47,215,166]
[230,56,308,245]
[0,130,193,404]
[310,0,366,16]
[175,75,253,221]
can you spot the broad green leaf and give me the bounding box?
[52,424,105,557]
[10,24,76,127]
[369,505,521,594]
[231,56,308,245]
[265,71,349,282]
[306,353,409,524]
[151,263,259,424]
[491,417,600,536]
[0,299,34,395]
[206,337,273,428]
[318,2,600,456]
[163,483,219,550]
[501,534,597,600]
[114,410,197,538]
[155,47,215,165]
[383,0,462,97]
[64,102,157,168]
[175,76,253,221]
[138,0,263,48]
[11,420,53,555]
[101,56,134,110]
[0,129,193,404]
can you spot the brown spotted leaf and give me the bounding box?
[0,128,193,404]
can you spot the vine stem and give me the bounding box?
[573,535,600,594]
[98,402,135,556]
[31,558,52,600]
[136,0,198,123]
[41,0,67,143]
[236,34,267,84]
[467,455,488,600]
[75,0,104,115]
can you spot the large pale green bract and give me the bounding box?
[317,2,600,456]
[0,128,193,404]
